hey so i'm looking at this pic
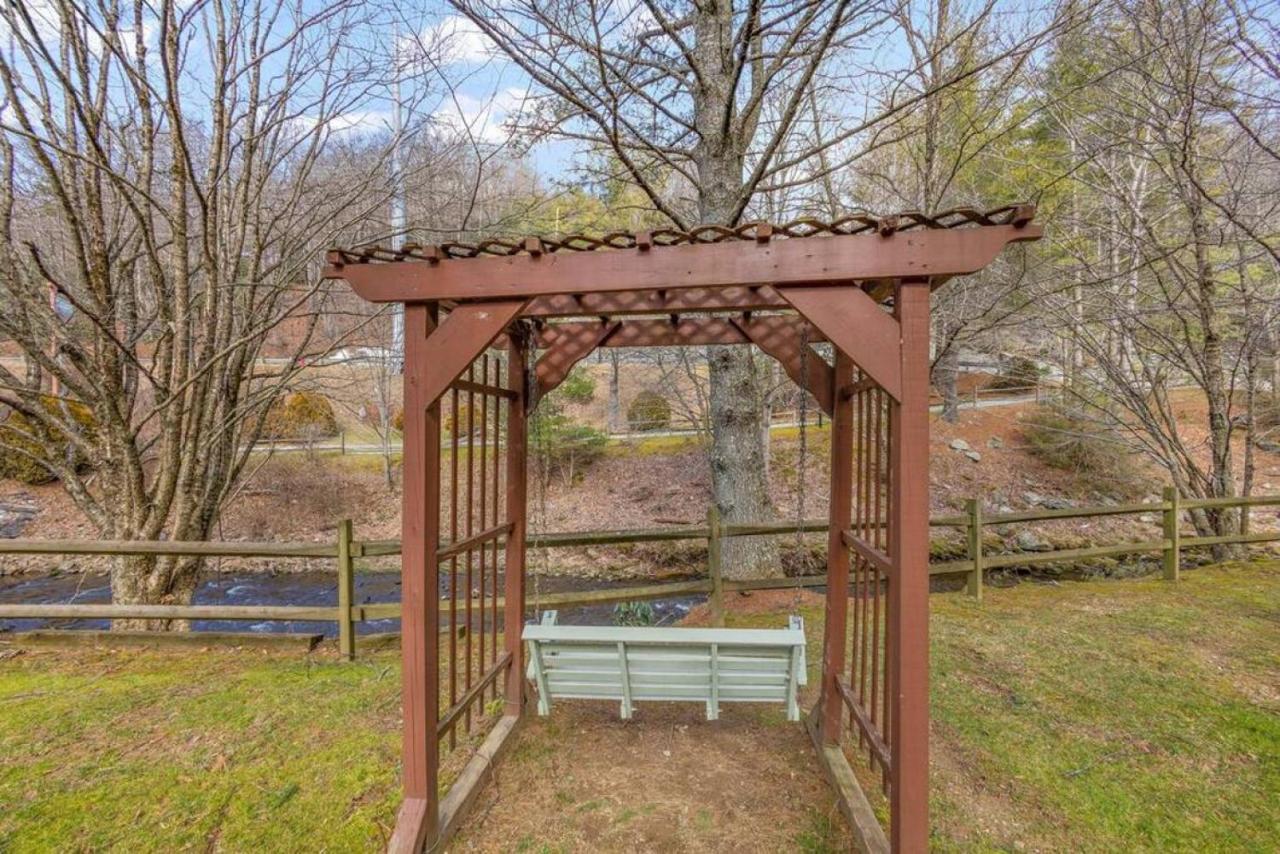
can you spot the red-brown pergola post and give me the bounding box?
[504,334,528,714]
[889,280,931,851]
[390,302,441,854]
[820,351,855,744]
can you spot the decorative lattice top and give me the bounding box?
[327,204,1035,266]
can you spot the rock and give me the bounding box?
[1138,513,1157,524]
[0,493,39,539]
[1042,497,1073,510]
[987,436,1004,449]
[1022,491,1044,506]
[948,438,971,451]
[964,450,982,462]
[994,525,1015,537]
[998,505,1015,515]
[1014,530,1051,552]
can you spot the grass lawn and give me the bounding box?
[1,560,1277,852]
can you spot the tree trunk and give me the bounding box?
[933,348,961,422]
[689,3,779,579]
[111,553,205,631]
[607,351,621,433]
[707,346,781,580]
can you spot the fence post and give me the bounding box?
[337,518,356,660]
[965,498,984,601]
[1162,486,1180,582]
[707,505,725,627]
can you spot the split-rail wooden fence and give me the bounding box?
[1,490,1277,659]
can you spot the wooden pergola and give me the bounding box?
[323,207,1041,853]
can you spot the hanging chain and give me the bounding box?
[524,324,548,618]
[793,323,810,609]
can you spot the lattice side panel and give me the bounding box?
[439,350,513,753]
[844,374,893,788]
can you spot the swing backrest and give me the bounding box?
[524,612,807,721]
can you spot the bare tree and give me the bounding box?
[1038,0,1280,541]
[438,0,1060,576]
[0,0,431,622]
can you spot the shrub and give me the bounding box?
[530,410,608,484]
[0,397,96,484]
[626,390,671,432]
[261,391,340,440]
[1020,405,1136,481]
[990,355,1042,392]
[613,601,655,626]
[556,367,596,404]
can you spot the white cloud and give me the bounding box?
[433,87,526,145]
[287,109,394,139]
[416,15,493,66]
[6,0,160,64]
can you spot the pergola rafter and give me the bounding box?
[322,207,1041,854]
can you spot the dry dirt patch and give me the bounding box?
[451,701,850,852]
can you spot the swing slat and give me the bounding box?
[524,611,807,720]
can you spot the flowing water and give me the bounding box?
[0,569,704,636]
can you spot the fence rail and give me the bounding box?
[2,488,1278,658]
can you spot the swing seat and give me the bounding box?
[524,612,807,721]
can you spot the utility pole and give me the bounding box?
[389,28,406,373]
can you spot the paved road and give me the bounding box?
[253,393,1045,456]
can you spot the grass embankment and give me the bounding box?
[1,561,1277,852]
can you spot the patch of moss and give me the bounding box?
[0,396,96,484]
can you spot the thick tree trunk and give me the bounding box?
[111,553,205,631]
[707,346,780,579]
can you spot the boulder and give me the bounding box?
[964,450,982,462]
[1014,530,1051,552]
[948,438,971,451]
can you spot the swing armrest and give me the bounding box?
[790,615,808,686]
[525,611,558,680]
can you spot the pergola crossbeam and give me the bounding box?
[531,314,826,349]
[523,285,789,317]
[325,224,1041,303]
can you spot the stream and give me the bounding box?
[0,569,704,636]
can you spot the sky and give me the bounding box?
[2,0,569,174]
[5,0,1152,202]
